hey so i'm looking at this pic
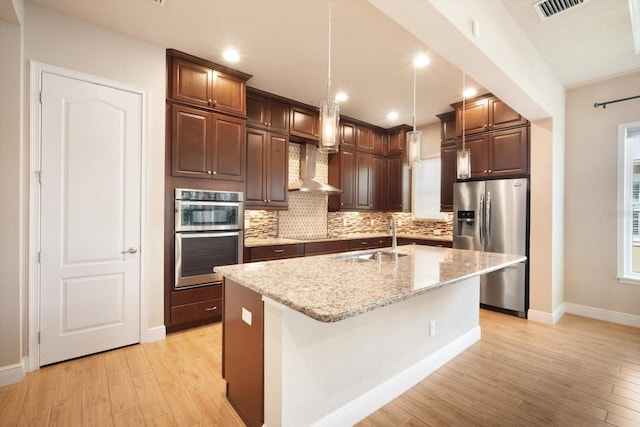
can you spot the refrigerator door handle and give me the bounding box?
[486,191,492,247]
[479,194,485,245]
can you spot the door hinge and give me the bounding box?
[39,91,42,104]
[38,332,40,344]
[37,251,41,264]
[35,170,42,184]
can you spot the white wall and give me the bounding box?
[0,12,24,372]
[0,2,166,379]
[564,71,640,317]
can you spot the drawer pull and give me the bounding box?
[204,306,218,311]
[361,242,368,245]
[274,249,284,253]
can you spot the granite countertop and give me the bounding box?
[244,233,452,248]
[216,245,525,323]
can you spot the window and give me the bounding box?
[617,121,640,284]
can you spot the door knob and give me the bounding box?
[122,247,138,254]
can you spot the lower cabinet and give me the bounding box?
[304,240,350,256]
[397,237,453,248]
[348,237,391,250]
[223,278,264,427]
[247,243,304,262]
[169,285,222,330]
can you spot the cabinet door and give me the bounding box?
[290,105,318,140]
[245,128,267,206]
[439,111,457,143]
[171,104,212,179]
[340,149,356,210]
[356,151,371,210]
[456,98,489,136]
[488,126,528,177]
[440,143,457,212]
[246,92,269,129]
[211,71,246,116]
[171,58,213,109]
[387,128,406,155]
[268,99,290,134]
[340,121,356,147]
[265,133,289,208]
[356,126,373,151]
[386,155,403,211]
[211,114,246,181]
[489,98,527,131]
[460,134,489,178]
[370,155,385,210]
[372,130,385,154]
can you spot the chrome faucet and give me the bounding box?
[388,215,398,254]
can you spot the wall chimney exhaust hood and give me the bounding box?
[289,143,342,195]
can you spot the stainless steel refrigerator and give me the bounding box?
[453,178,528,318]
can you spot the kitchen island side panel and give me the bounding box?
[263,276,481,427]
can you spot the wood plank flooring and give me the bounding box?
[0,310,638,426]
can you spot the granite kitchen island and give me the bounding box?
[216,245,525,427]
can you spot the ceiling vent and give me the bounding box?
[533,0,590,20]
[149,0,167,6]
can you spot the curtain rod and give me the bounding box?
[593,94,640,109]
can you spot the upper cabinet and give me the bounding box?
[387,125,412,156]
[246,88,289,134]
[340,121,356,148]
[171,104,246,181]
[455,95,527,137]
[289,103,319,141]
[245,128,289,209]
[168,49,252,117]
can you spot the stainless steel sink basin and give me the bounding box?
[333,251,408,263]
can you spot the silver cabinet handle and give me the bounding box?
[274,249,284,253]
[122,247,138,254]
[204,306,218,311]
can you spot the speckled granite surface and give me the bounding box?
[216,245,525,323]
[244,233,452,247]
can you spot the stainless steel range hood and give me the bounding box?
[289,143,342,195]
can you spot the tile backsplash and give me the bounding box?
[244,142,453,240]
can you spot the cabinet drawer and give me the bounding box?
[171,298,222,324]
[304,240,350,256]
[348,237,390,250]
[397,238,452,248]
[249,244,305,261]
[172,285,222,306]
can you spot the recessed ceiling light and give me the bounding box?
[413,54,430,68]
[387,111,399,121]
[335,92,348,102]
[463,88,477,98]
[223,48,240,63]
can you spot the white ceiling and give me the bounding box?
[25,0,640,128]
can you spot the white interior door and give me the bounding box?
[39,72,142,366]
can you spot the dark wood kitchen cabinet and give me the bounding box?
[386,155,410,212]
[328,148,357,211]
[440,142,457,212]
[340,120,356,148]
[455,95,527,137]
[355,126,385,154]
[169,285,223,331]
[289,103,319,140]
[457,126,529,179]
[171,103,246,181]
[168,51,250,117]
[246,89,289,134]
[386,124,411,155]
[348,237,391,250]
[245,128,289,209]
[246,244,305,262]
[356,151,384,210]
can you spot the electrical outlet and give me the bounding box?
[244,218,251,228]
[342,218,347,226]
[370,219,374,226]
[433,229,441,236]
[429,320,436,337]
[397,220,402,226]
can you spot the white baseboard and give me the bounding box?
[311,326,481,427]
[0,360,25,387]
[143,325,166,343]
[527,309,554,325]
[563,303,640,328]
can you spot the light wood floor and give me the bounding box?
[1,310,639,426]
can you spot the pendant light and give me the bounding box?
[319,0,340,153]
[407,55,429,167]
[457,72,471,179]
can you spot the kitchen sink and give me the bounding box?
[333,251,408,263]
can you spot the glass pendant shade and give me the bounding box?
[319,99,340,153]
[407,130,422,166]
[456,148,471,180]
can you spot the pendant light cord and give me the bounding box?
[327,0,332,102]
[412,65,417,131]
[462,72,466,150]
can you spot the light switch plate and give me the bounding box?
[242,307,252,326]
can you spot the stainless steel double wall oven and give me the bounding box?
[174,188,243,289]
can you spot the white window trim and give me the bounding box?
[617,120,640,285]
